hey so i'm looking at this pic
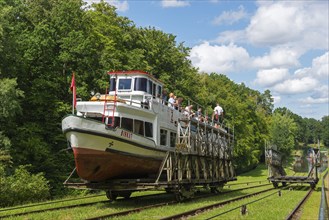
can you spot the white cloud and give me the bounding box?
[254,68,289,87]
[300,97,329,105]
[312,52,329,79]
[161,0,190,8]
[213,5,248,25]
[84,0,129,12]
[246,1,328,50]
[272,77,318,94]
[292,52,329,80]
[214,30,246,44]
[299,85,328,105]
[189,42,250,74]
[252,47,300,69]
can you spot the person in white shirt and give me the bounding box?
[212,103,224,126]
[184,105,193,117]
[167,93,175,109]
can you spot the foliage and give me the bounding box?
[0,0,327,205]
[270,111,297,157]
[322,116,329,147]
[0,165,50,207]
[0,78,24,119]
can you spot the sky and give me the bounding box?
[85,0,329,120]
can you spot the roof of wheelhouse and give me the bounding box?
[107,70,163,85]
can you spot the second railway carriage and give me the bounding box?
[62,70,236,200]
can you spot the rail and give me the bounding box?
[285,188,313,220]
[111,94,233,132]
[319,170,328,220]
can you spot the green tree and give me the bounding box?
[0,165,50,207]
[270,111,297,156]
[321,116,329,147]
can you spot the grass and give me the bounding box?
[197,185,310,220]
[1,164,325,219]
[300,169,328,220]
[0,190,165,219]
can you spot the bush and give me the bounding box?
[0,165,50,207]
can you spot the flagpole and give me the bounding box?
[70,72,76,115]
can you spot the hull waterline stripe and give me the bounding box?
[63,127,166,154]
[104,147,162,161]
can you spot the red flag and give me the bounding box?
[70,73,76,109]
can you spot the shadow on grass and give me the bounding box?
[238,163,268,178]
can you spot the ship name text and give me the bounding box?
[121,130,132,139]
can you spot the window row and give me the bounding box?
[110,77,162,98]
[160,129,177,148]
[108,117,153,138]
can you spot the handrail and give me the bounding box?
[110,94,233,135]
[319,170,328,220]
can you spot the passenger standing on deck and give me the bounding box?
[176,97,183,112]
[212,103,224,126]
[168,93,175,109]
[174,96,178,110]
[162,89,167,105]
[196,108,203,121]
[184,105,193,118]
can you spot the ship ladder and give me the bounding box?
[102,87,117,127]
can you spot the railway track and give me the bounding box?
[160,184,312,220]
[0,192,166,219]
[225,179,269,188]
[160,187,279,220]
[0,193,106,213]
[285,188,313,220]
[1,183,272,219]
[82,183,272,220]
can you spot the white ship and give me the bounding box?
[62,71,189,181]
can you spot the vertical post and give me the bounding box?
[70,72,76,114]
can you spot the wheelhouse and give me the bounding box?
[108,70,163,100]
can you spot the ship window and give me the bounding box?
[152,83,156,98]
[118,78,132,90]
[145,122,153,138]
[160,129,167,146]
[110,78,116,91]
[147,80,153,95]
[107,117,120,128]
[170,132,176,148]
[134,119,144,136]
[134,77,147,92]
[121,117,133,132]
[157,85,162,98]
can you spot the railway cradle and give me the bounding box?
[266,147,320,188]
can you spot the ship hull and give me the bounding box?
[72,147,162,181]
[62,115,166,182]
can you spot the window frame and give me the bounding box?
[118,78,132,91]
[160,129,168,147]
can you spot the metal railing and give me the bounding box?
[319,170,328,220]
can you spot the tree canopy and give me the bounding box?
[0,0,327,206]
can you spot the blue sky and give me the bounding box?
[86,0,329,120]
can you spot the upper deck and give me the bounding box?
[108,71,163,101]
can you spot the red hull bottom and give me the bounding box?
[73,148,162,182]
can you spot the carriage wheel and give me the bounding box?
[106,190,118,201]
